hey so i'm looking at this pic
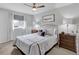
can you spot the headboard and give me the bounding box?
[40,23,58,36]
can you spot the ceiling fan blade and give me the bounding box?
[32,3,36,8]
[37,5,45,8]
[33,3,36,6]
[24,3,32,7]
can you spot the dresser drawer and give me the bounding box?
[59,41,76,52]
[60,41,74,47]
[60,39,75,44]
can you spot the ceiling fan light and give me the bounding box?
[32,8,37,11]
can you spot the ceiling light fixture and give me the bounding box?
[32,7,37,11]
[24,3,45,11]
[32,3,37,11]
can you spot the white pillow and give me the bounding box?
[37,31,42,36]
[46,29,54,36]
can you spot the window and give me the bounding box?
[13,15,25,29]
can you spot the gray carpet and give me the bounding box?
[0,40,76,55]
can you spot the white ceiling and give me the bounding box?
[0,3,72,15]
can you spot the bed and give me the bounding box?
[15,33,58,55]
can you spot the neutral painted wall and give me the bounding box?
[0,9,12,43]
[25,14,34,34]
[72,17,79,24]
[33,9,63,34]
[0,8,34,43]
[34,9,63,26]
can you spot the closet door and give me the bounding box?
[0,10,11,43]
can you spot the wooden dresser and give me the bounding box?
[59,33,76,53]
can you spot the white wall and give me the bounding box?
[33,9,64,35]
[34,9,63,26]
[0,8,34,43]
[0,9,11,43]
[72,17,79,24]
[25,14,34,34]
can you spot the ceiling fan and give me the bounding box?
[24,3,45,11]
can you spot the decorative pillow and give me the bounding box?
[37,30,43,36]
[43,29,47,35]
[41,32,45,36]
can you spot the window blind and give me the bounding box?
[14,15,24,21]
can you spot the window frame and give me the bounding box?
[12,14,26,30]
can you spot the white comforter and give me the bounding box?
[15,33,58,55]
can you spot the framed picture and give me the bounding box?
[42,14,55,22]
